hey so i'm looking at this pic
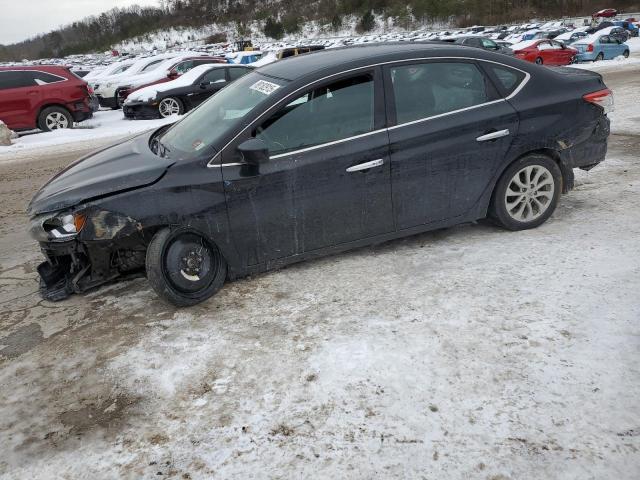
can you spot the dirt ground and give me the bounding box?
[0,69,638,479]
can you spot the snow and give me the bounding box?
[510,39,539,51]
[0,41,639,480]
[0,110,175,161]
[126,64,226,102]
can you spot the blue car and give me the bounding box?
[573,34,630,61]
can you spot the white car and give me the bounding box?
[93,53,182,109]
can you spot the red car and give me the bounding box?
[0,66,93,131]
[117,56,226,105]
[512,39,578,65]
[594,9,617,18]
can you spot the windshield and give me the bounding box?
[156,72,287,160]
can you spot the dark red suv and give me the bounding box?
[0,66,93,131]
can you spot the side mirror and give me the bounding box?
[237,138,269,165]
[199,81,209,89]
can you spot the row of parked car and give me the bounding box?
[0,50,266,131]
[0,18,634,132]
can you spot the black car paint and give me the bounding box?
[28,43,610,300]
[123,66,251,119]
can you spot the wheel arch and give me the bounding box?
[486,148,572,216]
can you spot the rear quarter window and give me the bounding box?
[29,71,67,85]
[486,64,526,96]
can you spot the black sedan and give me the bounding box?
[28,43,612,306]
[453,36,514,55]
[123,64,252,119]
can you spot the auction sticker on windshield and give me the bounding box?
[249,80,281,95]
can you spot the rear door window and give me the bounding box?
[485,64,526,96]
[0,71,32,89]
[389,62,491,125]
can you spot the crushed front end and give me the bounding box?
[30,208,148,301]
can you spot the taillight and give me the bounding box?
[587,44,594,52]
[87,85,94,95]
[583,88,614,114]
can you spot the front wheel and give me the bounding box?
[623,50,630,58]
[489,154,562,231]
[158,97,184,118]
[146,228,227,307]
[535,56,543,65]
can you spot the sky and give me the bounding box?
[0,0,160,45]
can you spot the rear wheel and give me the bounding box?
[158,97,184,118]
[535,56,543,65]
[38,106,73,131]
[489,154,562,231]
[146,227,226,307]
[595,52,604,61]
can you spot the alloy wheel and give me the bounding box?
[45,112,69,130]
[504,165,555,222]
[158,98,181,118]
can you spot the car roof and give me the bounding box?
[0,65,69,72]
[258,43,517,81]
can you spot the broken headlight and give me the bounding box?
[30,212,86,242]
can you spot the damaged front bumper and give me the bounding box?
[31,208,147,301]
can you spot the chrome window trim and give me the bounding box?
[269,129,385,159]
[209,56,530,168]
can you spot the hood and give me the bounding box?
[28,131,174,216]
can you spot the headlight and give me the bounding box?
[30,211,86,242]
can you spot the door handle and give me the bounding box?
[346,158,384,173]
[476,129,510,142]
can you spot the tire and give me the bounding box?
[623,50,630,58]
[146,227,226,307]
[535,57,543,65]
[113,89,126,109]
[38,106,73,131]
[158,97,184,118]
[595,52,604,62]
[489,154,562,231]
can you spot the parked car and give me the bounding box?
[28,44,612,306]
[573,34,630,61]
[613,20,639,37]
[116,56,227,106]
[586,21,614,34]
[0,65,93,131]
[511,39,578,65]
[92,53,181,109]
[276,45,325,59]
[495,40,514,49]
[454,36,513,55]
[531,28,568,40]
[604,26,631,43]
[593,9,617,18]
[225,51,263,64]
[123,64,251,119]
[554,30,589,44]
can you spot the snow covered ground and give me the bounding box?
[0,110,175,162]
[0,66,638,479]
